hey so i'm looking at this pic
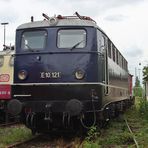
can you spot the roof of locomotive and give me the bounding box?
[17,15,103,31]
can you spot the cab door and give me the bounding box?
[102,35,109,95]
[97,30,109,94]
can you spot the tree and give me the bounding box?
[133,76,143,97]
[143,66,148,99]
[135,76,140,87]
[143,66,148,81]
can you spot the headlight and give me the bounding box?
[18,70,28,80]
[75,69,85,80]
[0,56,4,67]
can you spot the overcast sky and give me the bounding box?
[0,0,148,83]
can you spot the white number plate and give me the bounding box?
[40,72,61,79]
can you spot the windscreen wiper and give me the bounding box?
[70,40,84,51]
[25,44,34,52]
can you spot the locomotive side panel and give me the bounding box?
[0,50,14,100]
[96,30,129,107]
[103,58,129,105]
[0,50,14,122]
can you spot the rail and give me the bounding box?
[124,116,139,148]
[0,121,19,128]
[7,133,84,148]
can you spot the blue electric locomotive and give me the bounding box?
[8,13,133,133]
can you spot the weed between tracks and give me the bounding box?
[83,117,134,147]
[83,97,148,147]
[0,125,33,148]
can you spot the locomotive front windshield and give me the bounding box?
[21,30,47,50]
[57,29,86,49]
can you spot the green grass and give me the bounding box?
[0,125,33,148]
[83,112,135,147]
[83,97,148,147]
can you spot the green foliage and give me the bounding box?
[133,86,143,97]
[83,141,101,148]
[133,76,143,97]
[0,126,33,147]
[85,126,99,142]
[84,121,134,147]
[104,132,133,145]
[143,66,148,81]
[83,99,148,147]
[137,97,148,120]
[135,76,140,87]
[83,126,101,148]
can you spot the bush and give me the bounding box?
[137,98,148,120]
[83,126,101,148]
[133,87,143,97]
[85,126,99,142]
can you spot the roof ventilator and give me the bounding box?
[42,12,96,24]
[42,13,58,26]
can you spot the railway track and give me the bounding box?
[4,115,141,147]
[0,121,20,128]
[124,116,139,148]
[7,132,84,148]
[7,135,40,148]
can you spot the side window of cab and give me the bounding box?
[97,30,105,53]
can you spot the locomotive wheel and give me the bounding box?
[26,113,31,128]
